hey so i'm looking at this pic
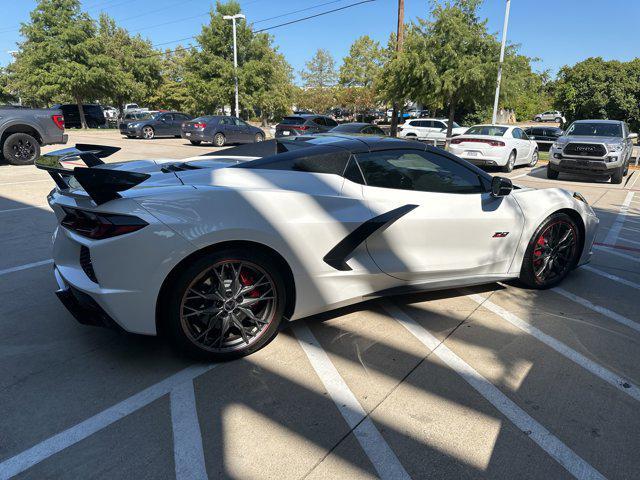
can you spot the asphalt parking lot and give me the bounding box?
[1,130,639,479]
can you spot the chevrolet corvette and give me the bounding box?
[37,136,599,359]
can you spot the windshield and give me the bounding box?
[465,125,508,136]
[281,117,305,125]
[565,122,622,137]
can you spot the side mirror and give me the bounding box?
[491,176,513,197]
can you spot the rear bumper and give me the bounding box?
[181,131,208,141]
[41,133,68,146]
[54,267,122,330]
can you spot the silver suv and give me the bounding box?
[548,120,636,184]
[534,110,565,123]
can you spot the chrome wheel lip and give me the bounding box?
[214,134,224,146]
[179,259,277,353]
[143,127,154,139]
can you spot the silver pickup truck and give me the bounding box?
[0,106,68,165]
[548,119,636,184]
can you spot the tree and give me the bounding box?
[189,1,293,118]
[96,14,162,113]
[10,0,112,128]
[301,49,337,89]
[0,68,17,104]
[148,48,194,113]
[338,35,384,116]
[377,0,498,138]
[554,57,640,131]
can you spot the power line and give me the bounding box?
[148,0,374,51]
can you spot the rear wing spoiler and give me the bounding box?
[35,144,150,205]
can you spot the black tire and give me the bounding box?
[126,135,135,139]
[502,151,516,172]
[254,133,264,143]
[611,166,624,184]
[529,149,539,167]
[519,212,582,289]
[161,248,287,361]
[213,132,225,147]
[554,117,562,123]
[534,117,541,122]
[546,165,559,179]
[3,132,40,166]
[142,126,155,140]
[190,140,202,145]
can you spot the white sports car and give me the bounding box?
[38,136,598,359]
[449,124,539,172]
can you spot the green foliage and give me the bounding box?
[554,57,640,131]
[10,0,112,126]
[0,68,17,104]
[187,1,293,118]
[301,49,337,89]
[96,14,162,111]
[149,48,194,112]
[338,36,384,113]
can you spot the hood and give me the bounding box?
[557,135,622,145]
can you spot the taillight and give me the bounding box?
[193,122,207,129]
[450,138,505,147]
[290,125,309,130]
[61,207,147,239]
[52,114,65,130]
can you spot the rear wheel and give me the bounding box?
[529,149,539,167]
[213,132,225,147]
[190,140,202,145]
[254,133,264,143]
[554,117,562,123]
[534,117,541,122]
[3,133,40,165]
[502,151,516,172]
[546,165,559,179]
[519,213,582,289]
[163,248,287,360]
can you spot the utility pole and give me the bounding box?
[390,0,404,137]
[223,14,245,118]
[491,0,511,125]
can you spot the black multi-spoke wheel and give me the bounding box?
[3,132,40,165]
[163,248,286,360]
[520,213,582,288]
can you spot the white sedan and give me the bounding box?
[37,136,596,360]
[449,124,539,172]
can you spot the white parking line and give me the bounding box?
[553,287,640,334]
[0,364,217,480]
[0,259,53,277]
[293,323,410,480]
[0,179,50,187]
[618,236,640,247]
[594,245,640,263]
[468,294,640,401]
[582,265,640,291]
[170,380,208,480]
[0,205,50,215]
[384,303,605,480]
[604,191,634,244]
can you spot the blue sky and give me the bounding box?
[0,0,638,82]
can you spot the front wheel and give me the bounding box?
[519,212,582,289]
[529,149,539,167]
[611,166,624,184]
[3,133,40,165]
[162,248,287,360]
[254,133,264,143]
[190,140,201,145]
[554,117,563,123]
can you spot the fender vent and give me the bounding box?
[80,245,98,283]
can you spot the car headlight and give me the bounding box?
[573,192,588,204]
[606,143,623,152]
[552,141,563,149]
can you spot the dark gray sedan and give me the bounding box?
[181,116,265,146]
[122,111,192,139]
[329,122,386,135]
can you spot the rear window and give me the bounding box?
[465,126,508,136]
[193,116,215,123]
[281,117,305,125]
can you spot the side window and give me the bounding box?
[241,147,351,176]
[512,128,522,139]
[433,121,446,130]
[233,117,248,126]
[313,117,326,126]
[356,149,484,194]
[324,117,338,127]
[220,117,231,125]
[164,114,174,122]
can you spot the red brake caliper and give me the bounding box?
[239,272,260,309]
[533,234,545,257]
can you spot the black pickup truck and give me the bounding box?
[0,106,68,165]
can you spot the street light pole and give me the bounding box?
[223,14,245,118]
[491,0,511,125]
